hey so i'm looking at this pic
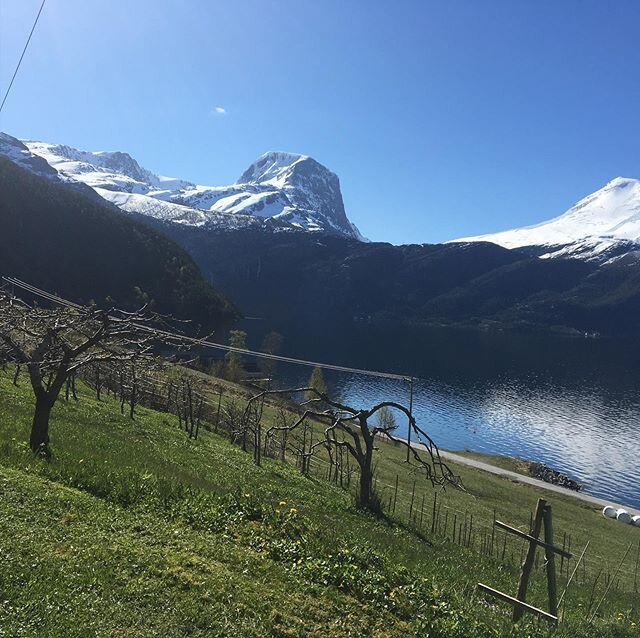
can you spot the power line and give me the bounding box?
[1,276,412,381]
[0,0,47,115]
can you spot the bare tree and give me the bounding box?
[0,291,185,454]
[244,387,460,513]
[90,363,104,401]
[221,400,245,442]
[175,374,205,439]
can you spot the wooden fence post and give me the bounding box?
[491,510,496,557]
[214,388,223,433]
[634,540,640,593]
[542,504,558,618]
[431,492,437,534]
[392,474,399,514]
[409,481,416,522]
[513,498,546,622]
[479,498,568,626]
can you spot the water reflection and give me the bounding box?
[268,325,640,508]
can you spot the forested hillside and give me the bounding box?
[148,224,640,337]
[0,157,237,330]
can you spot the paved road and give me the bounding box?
[439,449,640,517]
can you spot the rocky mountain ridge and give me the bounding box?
[0,133,363,239]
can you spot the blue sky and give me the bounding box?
[1,0,639,244]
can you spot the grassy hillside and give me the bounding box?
[0,369,637,637]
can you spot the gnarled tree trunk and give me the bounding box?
[30,392,53,453]
[248,386,459,517]
[356,414,378,511]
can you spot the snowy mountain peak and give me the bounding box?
[1,133,363,240]
[237,151,309,184]
[233,151,356,235]
[451,176,640,260]
[91,150,153,184]
[21,140,196,194]
[0,133,58,178]
[607,176,635,188]
[229,150,356,235]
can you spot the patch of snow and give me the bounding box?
[95,189,209,226]
[237,151,308,185]
[450,177,640,260]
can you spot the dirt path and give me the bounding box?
[438,449,640,517]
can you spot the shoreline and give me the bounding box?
[376,430,640,517]
[437,447,640,517]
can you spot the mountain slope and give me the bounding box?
[12,137,363,239]
[145,222,640,338]
[0,156,237,329]
[452,177,640,260]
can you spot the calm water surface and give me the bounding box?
[261,324,640,509]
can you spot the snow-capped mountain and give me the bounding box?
[0,132,364,239]
[0,133,58,178]
[0,132,117,205]
[166,151,362,237]
[452,177,640,261]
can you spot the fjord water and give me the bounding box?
[273,325,640,509]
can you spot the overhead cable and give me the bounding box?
[2,276,411,381]
[0,0,47,115]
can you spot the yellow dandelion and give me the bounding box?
[275,509,281,514]
[279,501,287,506]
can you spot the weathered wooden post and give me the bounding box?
[513,498,546,622]
[542,503,558,618]
[392,474,399,514]
[491,509,496,556]
[431,492,437,534]
[478,498,571,626]
[409,480,416,521]
[214,388,223,433]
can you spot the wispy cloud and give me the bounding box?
[214,106,227,115]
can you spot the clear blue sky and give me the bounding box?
[1,0,639,244]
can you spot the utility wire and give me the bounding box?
[0,0,47,115]
[2,276,412,381]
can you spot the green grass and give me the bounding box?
[0,370,638,637]
[358,436,640,592]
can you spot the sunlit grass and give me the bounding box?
[0,369,637,637]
